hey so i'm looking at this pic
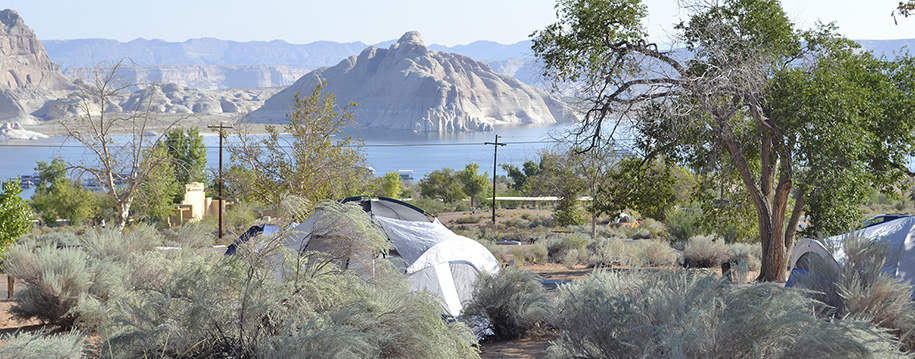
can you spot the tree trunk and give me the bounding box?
[115,196,133,230]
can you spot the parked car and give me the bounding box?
[863,214,912,228]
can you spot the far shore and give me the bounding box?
[21,113,283,138]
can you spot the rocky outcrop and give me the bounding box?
[0,9,73,123]
[250,31,574,132]
[0,122,47,140]
[63,64,313,90]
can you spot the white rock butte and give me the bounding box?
[250,31,574,132]
[0,9,72,124]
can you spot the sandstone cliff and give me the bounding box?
[63,64,312,90]
[250,31,573,132]
[0,9,72,123]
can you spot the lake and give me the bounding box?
[0,124,574,199]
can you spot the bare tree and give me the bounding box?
[60,59,180,229]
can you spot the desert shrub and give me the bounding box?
[456,215,483,224]
[727,242,761,271]
[666,209,703,243]
[511,244,547,264]
[38,231,81,248]
[588,237,631,267]
[560,248,588,267]
[95,233,479,359]
[639,218,669,239]
[637,239,679,267]
[81,226,158,262]
[631,228,651,240]
[0,331,88,359]
[792,236,915,352]
[549,269,907,359]
[683,235,730,268]
[4,245,94,327]
[546,233,592,263]
[164,221,216,249]
[462,267,552,341]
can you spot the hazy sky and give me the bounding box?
[5,0,914,46]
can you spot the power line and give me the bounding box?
[0,140,565,149]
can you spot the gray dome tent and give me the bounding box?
[250,197,500,317]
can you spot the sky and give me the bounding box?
[4,0,915,46]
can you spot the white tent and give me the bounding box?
[279,197,500,317]
[788,216,915,294]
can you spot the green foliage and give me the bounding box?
[0,178,31,256]
[683,235,730,268]
[549,269,906,359]
[665,208,703,243]
[420,168,466,203]
[462,267,552,340]
[227,81,372,213]
[132,143,181,223]
[30,158,96,226]
[164,126,207,187]
[597,156,678,221]
[0,331,88,359]
[379,171,403,198]
[456,162,489,208]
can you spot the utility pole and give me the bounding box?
[208,124,233,240]
[484,134,506,224]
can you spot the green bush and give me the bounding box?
[549,269,907,358]
[639,218,669,239]
[0,331,87,359]
[666,209,702,243]
[462,267,552,341]
[546,233,592,264]
[683,235,729,268]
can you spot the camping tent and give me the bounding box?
[787,216,915,295]
[230,197,501,317]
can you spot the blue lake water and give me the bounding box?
[0,124,573,199]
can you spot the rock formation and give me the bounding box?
[0,9,73,123]
[63,64,313,90]
[250,31,574,132]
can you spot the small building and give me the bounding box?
[170,182,230,226]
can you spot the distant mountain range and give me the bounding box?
[42,38,536,68]
[43,38,542,90]
[41,37,915,90]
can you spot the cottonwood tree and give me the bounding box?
[30,158,96,226]
[164,127,207,201]
[60,59,179,229]
[227,82,372,216]
[532,0,915,281]
[419,169,466,204]
[0,179,30,257]
[456,163,489,209]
